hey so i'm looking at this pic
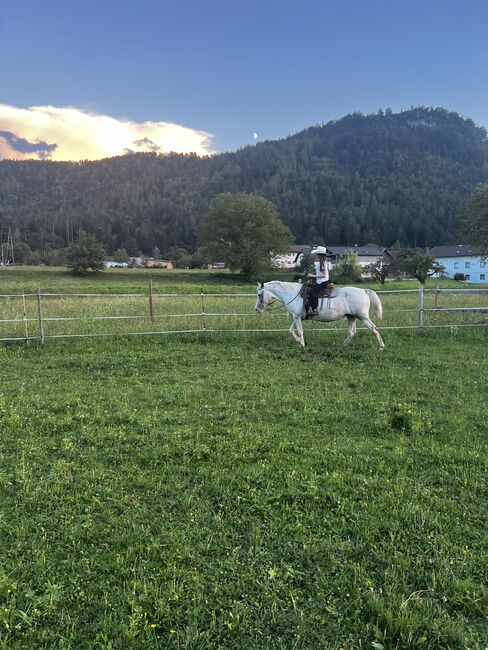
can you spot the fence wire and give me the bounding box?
[1,287,487,343]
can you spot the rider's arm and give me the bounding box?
[308,261,329,280]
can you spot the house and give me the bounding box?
[103,257,128,268]
[271,245,312,269]
[128,256,146,268]
[325,245,384,270]
[429,245,487,284]
[147,258,174,269]
[207,262,226,269]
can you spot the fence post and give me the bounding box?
[434,281,440,321]
[417,285,424,335]
[22,290,29,342]
[200,289,207,333]
[148,279,155,323]
[36,288,45,347]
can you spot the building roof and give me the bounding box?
[326,245,383,256]
[289,245,312,254]
[429,244,480,257]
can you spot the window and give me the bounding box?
[453,262,459,269]
[481,261,486,268]
[465,261,470,269]
[465,274,470,280]
[481,274,486,281]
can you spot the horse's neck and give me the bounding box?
[268,282,302,307]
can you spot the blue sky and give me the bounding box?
[1,0,487,158]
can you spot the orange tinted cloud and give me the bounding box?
[0,104,214,161]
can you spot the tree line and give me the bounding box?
[52,184,488,281]
[1,107,487,262]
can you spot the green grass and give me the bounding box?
[0,268,487,648]
[1,267,487,342]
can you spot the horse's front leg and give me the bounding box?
[293,316,305,348]
[289,315,305,347]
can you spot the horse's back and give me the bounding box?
[319,286,371,319]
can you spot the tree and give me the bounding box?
[332,251,362,284]
[200,193,293,281]
[114,247,129,263]
[167,246,192,269]
[401,249,444,284]
[66,233,105,275]
[368,255,403,284]
[368,259,390,285]
[13,242,32,264]
[296,251,314,277]
[460,184,488,258]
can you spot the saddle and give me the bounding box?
[304,281,336,317]
[317,283,335,298]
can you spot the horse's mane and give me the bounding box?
[266,280,301,290]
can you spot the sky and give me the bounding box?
[1,0,487,160]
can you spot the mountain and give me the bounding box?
[1,107,487,257]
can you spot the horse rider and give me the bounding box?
[307,246,333,316]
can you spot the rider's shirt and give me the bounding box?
[314,260,329,284]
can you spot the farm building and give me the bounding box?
[147,259,174,269]
[128,257,146,268]
[326,245,384,270]
[103,257,128,268]
[271,245,312,269]
[429,244,487,284]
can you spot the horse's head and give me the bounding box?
[255,282,270,314]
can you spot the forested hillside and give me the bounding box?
[1,107,487,257]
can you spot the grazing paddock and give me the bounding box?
[0,269,487,648]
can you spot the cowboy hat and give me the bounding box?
[311,246,327,255]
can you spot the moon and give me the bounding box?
[253,132,258,140]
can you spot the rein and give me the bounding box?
[259,284,303,310]
[283,287,304,306]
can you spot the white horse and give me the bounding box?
[255,281,385,350]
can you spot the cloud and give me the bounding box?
[0,104,214,161]
[0,130,58,159]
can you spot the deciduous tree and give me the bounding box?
[200,193,293,281]
[401,249,444,284]
[66,233,105,275]
[333,251,362,283]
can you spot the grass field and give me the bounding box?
[0,268,487,648]
[1,267,487,342]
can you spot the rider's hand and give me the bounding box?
[307,273,314,278]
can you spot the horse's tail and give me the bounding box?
[365,289,383,321]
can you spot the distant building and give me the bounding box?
[429,245,487,284]
[147,259,174,269]
[208,262,226,269]
[128,257,146,268]
[271,245,312,269]
[103,257,128,268]
[325,245,384,270]
[271,244,384,271]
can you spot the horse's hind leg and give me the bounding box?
[360,317,385,350]
[343,315,357,346]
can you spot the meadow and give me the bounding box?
[0,267,487,649]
